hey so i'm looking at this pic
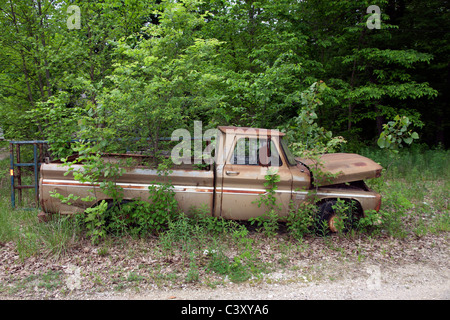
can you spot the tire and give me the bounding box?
[316,200,337,234]
[317,200,361,234]
[104,200,132,226]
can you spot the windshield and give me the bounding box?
[280,138,297,166]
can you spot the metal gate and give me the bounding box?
[9,140,47,208]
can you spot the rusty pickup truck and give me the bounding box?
[39,126,382,231]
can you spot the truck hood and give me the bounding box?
[295,153,383,186]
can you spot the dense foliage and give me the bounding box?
[0,0,448,151]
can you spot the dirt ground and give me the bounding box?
[93,238,450,300]
[110,261,450,300]
[1,232,448,301]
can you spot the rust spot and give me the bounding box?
[375,168,382,177]
[38,211,51,222]
[354,162,367,167]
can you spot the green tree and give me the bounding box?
[99,0,227,154]
[296,0,438,145]
[0,0,447,151]
[0,0,156,144]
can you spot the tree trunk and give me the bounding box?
[348,27,366,132]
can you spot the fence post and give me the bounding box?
[9,143,15,208]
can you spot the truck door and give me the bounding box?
[220,135,292,220]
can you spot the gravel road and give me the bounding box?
[113,259,450,300]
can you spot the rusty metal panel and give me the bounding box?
[218,126,286,137]
[297,153,383,186]
[40,160,215,215]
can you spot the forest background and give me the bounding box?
[0,0,448,155]
[0,1,449,297]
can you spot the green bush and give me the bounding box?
[105,178,180,238]
[286,202,316,239]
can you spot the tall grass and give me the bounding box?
[360,144,450,181]
[359,145,449,238]
[0,205,81,260]
[0,157,80,260]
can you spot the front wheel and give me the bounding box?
[317,200,361,234]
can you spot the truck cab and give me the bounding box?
[214,126,381,220]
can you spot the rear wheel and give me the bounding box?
[104,200,134,232]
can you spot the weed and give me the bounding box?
[207,250,231,275]
[84,200,108,244]
[429,212,450,234]
[190,204,240,235]
[249,209,280,237]
[127,271,145,283]
[185,253,200,283]
[249,170,281,236]
[159,212,208,257]
[97,247,109,257]
[356,209,382,233]
[228,256,252,283]
[286,202,316,240]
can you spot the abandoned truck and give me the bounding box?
[39,126,383,232]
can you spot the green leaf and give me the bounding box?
[403,137,413,144]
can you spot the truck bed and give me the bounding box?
[40,154,215,215]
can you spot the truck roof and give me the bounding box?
[218,126,286,136]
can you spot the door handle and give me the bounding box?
[226,171,240,176]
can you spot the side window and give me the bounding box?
[230,137,282,166]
